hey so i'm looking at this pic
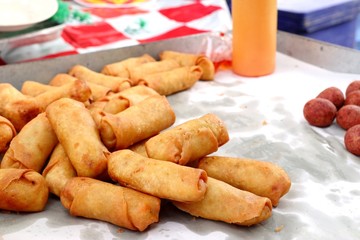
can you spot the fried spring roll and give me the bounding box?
[34,79,92,111]
[0,116,16,153]
[42,144,77,197]
[68,65,131,92]
[128,59,180,85]
[46,98,110,178]
[88,85,160,127]
[159,50,215,80]
[145,113,229,165]
[49,73,113,101]
[100,95,176,150]
[108,149,207,202]
[138,66,202,96]
[0,168,49,212]
[60,177,161,231]
[21,81,55,96]
[101,54,156,78]
[0,83,41,131]
[197,156,291,206]
[1,113,58,172]
[173,177,272,226]
[128,139,148,157]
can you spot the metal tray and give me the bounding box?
[0,32,360,240]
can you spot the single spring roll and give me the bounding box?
[0,168,49,212]
[1,113,58,172]
[197,156,291,207]
[128,139,148,157]
[101,54,156,78]
[0,116,16,153]
[46,98,110,178]
[159,50,215,80]
[34,79,92,111]
[145,113,229,165]
[21,81,56,96]
[100,95,176,150]
[42,144,77,197]
[0,83,41,131]
[49,73,113,101]
[108,149,207,202]
[68,65,131,92]
[173,177,272,226]
[138,66,202,96]
[88,85,160,128]
[60,177,161,231]
[128,59,180,85]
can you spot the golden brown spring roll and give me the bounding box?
[34,79,92,111]
[60,177,161,231]
[0,168,49,212]
[173,177,272,226]
[100,95,176,150]
[108,149,207,202]
[101,54,156,78]
[138,66,202,96]
[1,113,58,172]
[159,50,215,80]
[49,73,113,101]
[0,116,16,153]
[68,65,131,92]
[145,113,229,165]
[42,144,77,197]
[197,156,291,207]
[128,139,148,157]
[88,85,160,128]
[128,59,180,85]
[46,98,110,178]
[0,83,41,131]
[21,81,56,96]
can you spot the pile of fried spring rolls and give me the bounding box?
[0,50,291,232]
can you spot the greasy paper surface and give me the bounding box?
[1,52,360,239]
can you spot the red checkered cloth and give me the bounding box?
[1,0,231,65]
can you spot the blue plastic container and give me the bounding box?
[278,0,360,48]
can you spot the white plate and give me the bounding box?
[0,0,58,32]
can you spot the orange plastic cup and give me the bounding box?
[232,0,277,77]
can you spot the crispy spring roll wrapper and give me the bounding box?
[0,83,42,131]
[197,156,291,207]
[34,79,92,111]
[21,81,56,96]
[42,144,77,197]
[90,85,159,114]
[108,149,208,202]
[159,50,215,80]
[68,65,131,92]
[138,66,202,96]
[1,113,58,172]
[173,177,272,226]
[100,95,176,150]
[88,85,160,127]
[0,116,16,153]
[128,139,148,157]
[128,59,180,85]
[0,168,49,212]
[60,177,161,231]
[101,54,156,78]
[49,73,113,101]
[46,98,110,178]
[145,113,229,165]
